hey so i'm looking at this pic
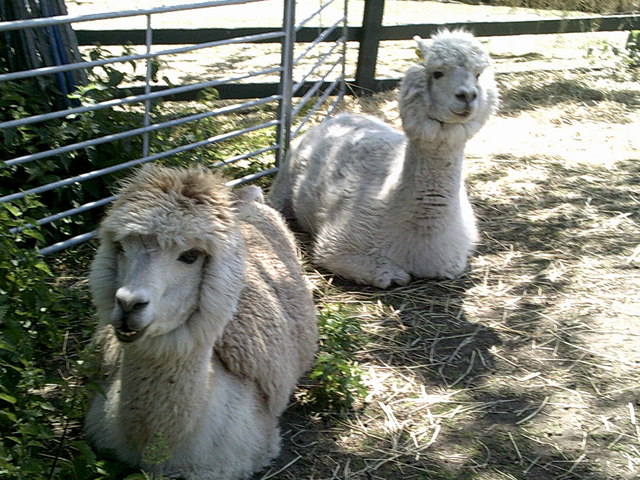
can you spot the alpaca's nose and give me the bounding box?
[455,88,477,103]
[115,287,150,314]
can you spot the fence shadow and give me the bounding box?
[497,72,640,116]
[259,143,639,478]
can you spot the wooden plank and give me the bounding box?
[75,14,639,46]
[382,15,640,40]
[75,26,349,46]
[76,27,277,45]
[124,79,342,101]
[74,13,639,99]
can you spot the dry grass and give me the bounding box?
[255,60,640,480]
[63,2,639,478]
[466,0,639,15]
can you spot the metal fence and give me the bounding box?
[0,0,347,254]
[2,0,638,255]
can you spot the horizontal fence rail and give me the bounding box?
[1,0,347,254]
[0,0,258,31]
[68,13,640,98]
[72,14,640,45]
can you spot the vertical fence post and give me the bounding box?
[354,0,384,95]
[340,0,348,101]
[142,13,152,158]
[276,0,296,168]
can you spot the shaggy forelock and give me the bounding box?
[426,29,490,71]
[101,165,236,252]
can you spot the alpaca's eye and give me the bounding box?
[114,241,124,254]
[475,72,481,79]
[178,249,201,265]
[433,71,444,79]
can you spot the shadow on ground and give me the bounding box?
[496,71,640,116]
[260,146,639,479]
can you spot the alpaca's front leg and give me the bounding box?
[411,230,475,280]
[316,250,411,288]
[312,235,410,288]
[427,248,469,279]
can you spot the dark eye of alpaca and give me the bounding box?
[114,241,124,254]
[432,71,444,79]
[178,249,201,265]
[476,72,481,80]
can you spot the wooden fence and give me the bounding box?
[74,1,640,98]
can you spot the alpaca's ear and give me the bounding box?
[232,185,265,217]
[234,185,264,205]
[194,230,247,342]
[89,230,119,327]
[413,35,429,61]
[398,65,435,141]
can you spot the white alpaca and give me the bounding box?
[268,29,499,288]
[85,165,318,480]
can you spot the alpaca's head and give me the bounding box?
[90,165,246,353]
[412,29,496,125]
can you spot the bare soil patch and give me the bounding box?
[258,62,640,480]
[63,1,639,478]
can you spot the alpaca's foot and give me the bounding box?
[369,267,411,289]
[315,251,410,289]
[414,251,469,280]
[434,263,466,280]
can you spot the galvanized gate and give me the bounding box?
[0,0,348,254]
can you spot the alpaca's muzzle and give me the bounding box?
[112,287,151,343]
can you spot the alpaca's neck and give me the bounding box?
[390,135,466,212]
[117,345,213,452]
[406,135,465,178]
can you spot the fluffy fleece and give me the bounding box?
[85,165,318,479]
[268,29,499,288]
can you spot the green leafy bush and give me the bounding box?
[148,87,278,188]
[304,304,368,414]
[0,45,164,247]
[1,43,278,248]
[0,199,114,479]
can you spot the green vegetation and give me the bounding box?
[151,88,278,188]
[584,30,640,69]
[0,45,154,246]
[626,30,640,66]
[0,45,277,248]
[303,304,368,414]
[0,200,107,479]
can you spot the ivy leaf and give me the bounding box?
[0,393,17,404]
[106,69,125,87]
[5,204,21,218]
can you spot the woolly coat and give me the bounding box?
[85,165,318,479]
[268,29,499,288]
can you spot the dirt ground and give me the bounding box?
[64,1,640,478]
[258,64,639,479]
[258,9,639,479]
